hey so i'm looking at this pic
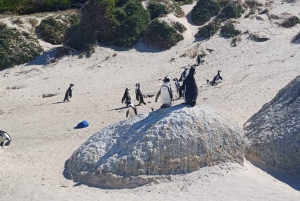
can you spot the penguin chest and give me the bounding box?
[128,107,137,117]
[160,87,171,105]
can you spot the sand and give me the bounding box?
[0,1,300,200]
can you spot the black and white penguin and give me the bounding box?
[155,76,173,108]
[126,101,138,118]
[121,88,131,106]
[173,78,181,96]
[196,54,204,66]
[181,65,198,107]
[0,130,12,149]
[208,70,222,86]
[63,83,74,102]
[135,83,146,105]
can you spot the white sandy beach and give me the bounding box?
[0,1,300,200]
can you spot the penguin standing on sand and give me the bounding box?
[197,54,202,65]
[181,65,198,107]
[135,83,146,105]
[63,83,74,102]
[178,68,189,98]
[0,130,12,149]
[207,70,222,86]
[173,78,181,96]
[155,76,173,108]
[126,101,138,118]
[121,88,131,106]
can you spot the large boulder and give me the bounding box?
[244,75,300,176]
[64,105,245,188]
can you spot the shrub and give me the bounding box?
[147,2,169,20]
[12,18,23,25]
[244,0,263,9]
[143,19,184,49]
[195,20,221,38]
[170,2,185,18]
[281,16,300,28]
[231,36,241,46]
[191,0,221,25]
[220,2,244,19]
[171,21,187,33]
[220,21,241,38]
[0,22,42,69]
[113,1,150,47]
[244,9,255,18]
[0,0,89,14]
[39,17,66,44]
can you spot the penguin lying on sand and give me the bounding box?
[0,130,12,149]
[207,70,222,86]
[126,101,138,118]
[63,83,74,102]
[155,76,173,108]
[135,83,146,105]
[181,65,198,107]
[122,88,131,106]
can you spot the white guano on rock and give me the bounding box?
[244,75,300,177]
[64,104,245,188]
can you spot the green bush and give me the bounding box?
[0,22,42,69]
[195,20,221,38]
[220,2,244,19]
[220,21,241,38]
[143,19,184,49]
[170,2,185,18]
[40,13,79,45]
[281,16,300,28]
[171,21,187,33]
[244,0,263,9]
[147,2,169,20]
[0,0,88,14]
[244,9,255,18]
[191,0,221,25]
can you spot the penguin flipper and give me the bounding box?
[134,107,138,115]
[155,89,161,102]
[126,110,129,117]
[136,94,139,102]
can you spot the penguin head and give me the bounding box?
[163,76,170,83]
[135,83,140,88]
[127,100,134,107]
[70,83,74,87]
[125,88,130,92]
[179,68,189,82]
[173,78,178,82]
[218,70,221,73]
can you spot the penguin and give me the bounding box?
[135,83,146,105]
[63,83,74,102]
[196,54,205,65]
[155,76,173,108]
[121,88,131,106]
[178,68,190,98]
[0,130,12,149]
[126,101,138,118]
[181,65,198,107]
[208,70,222,86]
[173,78,181,96]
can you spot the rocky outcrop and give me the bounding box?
[244,75,300,176]
[64,105,245,189]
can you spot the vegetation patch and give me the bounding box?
[244,9,255,18]
[147,1,169,20]
[220,21,241,38]
[170,2,185,18]
[244,0,263,9]
[191,0,221,25]
[195,20,222,39]
[171,21,187,33]
[219,2,244,19]
[143,19,184,50]
[0,0,88,15]
[281,16,300,28]
[0,22,42,70]
[65,1,150,49]
[231,36,241,47]
[40,13,79,45]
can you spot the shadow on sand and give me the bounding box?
[246,155,300,191]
